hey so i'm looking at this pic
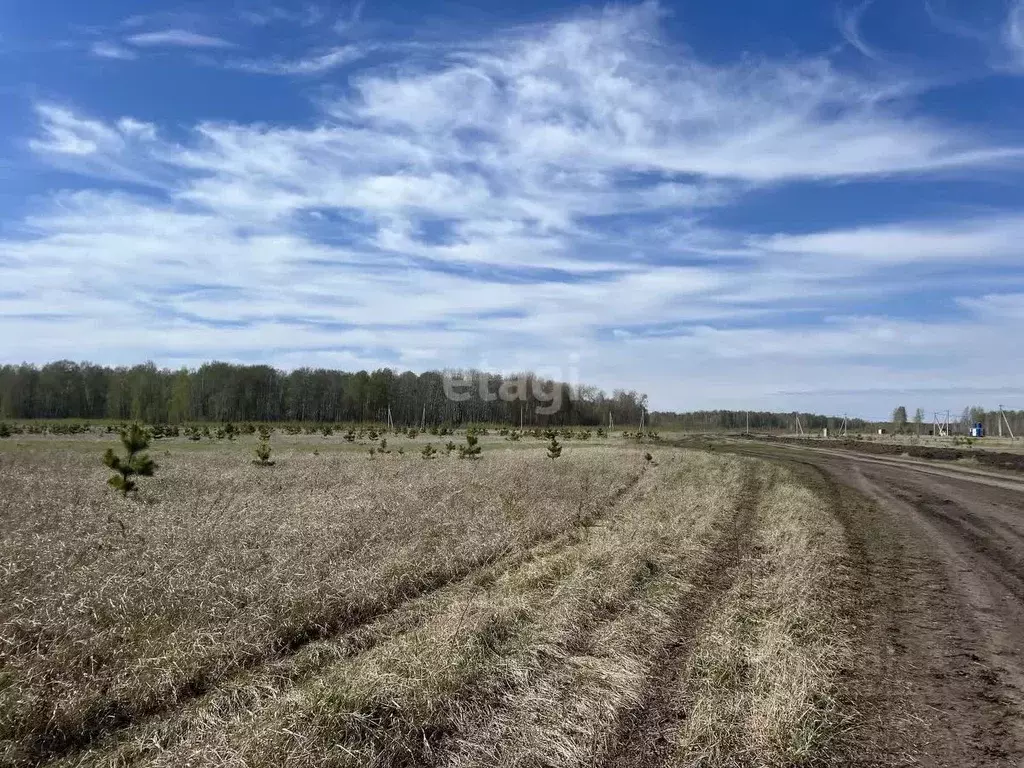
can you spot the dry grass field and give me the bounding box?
[1,432,857,767]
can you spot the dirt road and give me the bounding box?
[729,440,1024,766]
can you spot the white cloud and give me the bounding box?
[126,29,236,49]
[755,216,1024,265]
[1005,0,1024,70]
[228,45,366,75]
[957,293,1024,320]
[4,3,1024,414]
[90,41,138,60]
[838,1,882,62]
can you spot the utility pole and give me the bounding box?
[1000,405,1016,440]
[745,411,749,435]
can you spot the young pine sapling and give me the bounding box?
[547,435,562,460]
[103,423,157,496]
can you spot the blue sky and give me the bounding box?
[2,0,1024,418]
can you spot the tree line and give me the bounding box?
[650,410,872,433]
[0,361,648,427]
[891,405,1024,437]
[5,361,1016,435]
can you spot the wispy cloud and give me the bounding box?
[126,29,236,49]
[229,45,366,75]
[1004,0,1024,71]
[837,1,882,61]
[4,3,1024,413]
[239,4,327,28]
[90,41,138,60]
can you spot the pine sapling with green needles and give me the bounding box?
[547,434,562,460]
[421,443,437,459]
[253,435,275,466]
[458,433,482,460]
[103,423,157,496]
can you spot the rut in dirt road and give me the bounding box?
[600,477,761,768]
[740,441,1024,768]
[848,464,1024,767]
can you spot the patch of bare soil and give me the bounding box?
[743,444,1024,767]
[758,435,1024,473]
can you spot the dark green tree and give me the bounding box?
[459,433,482,460]
[547,435,562,460]
[892,406,908,433]
[0,422,11,438]
[253,435,274,466]
[103,424,156,496]
[421,443,437,459]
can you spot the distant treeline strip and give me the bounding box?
[0,361,647,427]
[1,361,977,433]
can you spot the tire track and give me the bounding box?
[721,439,1024,767]
[18,471,648,766]
[599,473,761,768]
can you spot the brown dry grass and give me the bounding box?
[674,464,854,766]
[0,439,858,767]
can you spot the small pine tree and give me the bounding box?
[596,427,605,438]
[445,440,457,454]
[547,435,562,460]
[0,422,11,438]
[258,424,272,441]
[368,447,376,459]
[644,452,654,465]
[379,438,390,454]
[103,424,157,496]
[344,427,356,443]
[322,425,334,437]
[407,428,418,439]
[422,443,437,459]
[253,437,275,466]
[458,433,482,460]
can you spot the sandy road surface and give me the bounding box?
[725,440,1024,766]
